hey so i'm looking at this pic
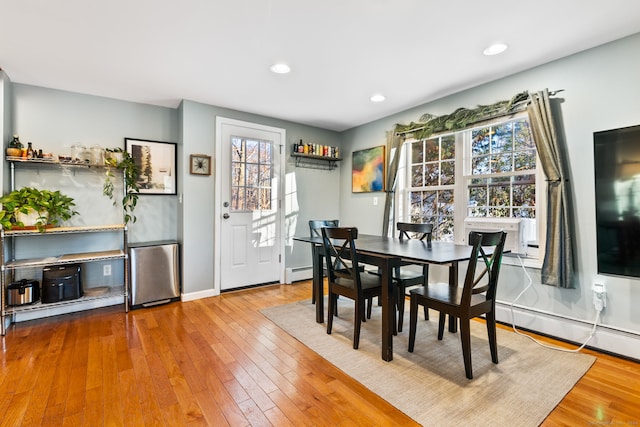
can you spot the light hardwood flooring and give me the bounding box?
[0,280,638,426]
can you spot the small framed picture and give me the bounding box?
[125,138,177,195]
[190,154,212,176]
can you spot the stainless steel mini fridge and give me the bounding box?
[129,241,180,309]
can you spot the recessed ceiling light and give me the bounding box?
[270,63,291,74]
[483,43,508,56]
[370,94,386,102]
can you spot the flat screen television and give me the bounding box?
[594,124,640,279]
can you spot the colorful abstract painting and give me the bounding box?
[352,145,385,193]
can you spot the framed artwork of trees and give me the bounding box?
[125,138,177,195]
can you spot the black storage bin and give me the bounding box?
[42,264,82,303]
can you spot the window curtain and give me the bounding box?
[527,89,575,288]
[382,131,404,237]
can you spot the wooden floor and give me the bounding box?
[1,280,639,426]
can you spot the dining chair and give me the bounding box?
[321,226,383,349]
[407,230,507,379]
[394,222,433,332]
[369,222,434,332]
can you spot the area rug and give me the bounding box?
[261,299,596,426]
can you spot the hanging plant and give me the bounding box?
[103,148,140,225]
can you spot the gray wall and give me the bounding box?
[10,84,180,243]
[0,71,11,199]
[4,85,342,297]
[338,33,640,354]
[8,84,179,286]
[179,99,341,295]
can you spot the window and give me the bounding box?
[231,136,273,211]
[408,134,456,240]
[468,120,536,219]
[399,114,543,260]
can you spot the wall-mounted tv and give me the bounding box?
[594,124,640,279]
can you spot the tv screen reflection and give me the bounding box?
[594,124,640,279]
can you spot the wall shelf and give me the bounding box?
[291,152,342,170]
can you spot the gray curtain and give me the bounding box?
[382,131,404,237]
[527,89,575,288]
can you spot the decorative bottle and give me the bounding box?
[26,142,35,159]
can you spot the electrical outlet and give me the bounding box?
[103,264,112,276]
[373,197,378,206]
[592,283,606,312]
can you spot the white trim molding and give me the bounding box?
[495,302,640,361]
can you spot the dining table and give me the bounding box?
[293,233,486,362]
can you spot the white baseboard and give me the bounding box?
[495,303,640,360]
[9,294,123,323]
[181,288,218,302]
[285,266,313,284]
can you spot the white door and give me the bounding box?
[216,118,284,291]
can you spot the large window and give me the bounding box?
[468,120,536,218]
[408,134,456,240]
[400,114,542,258]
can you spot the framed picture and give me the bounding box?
[190,154,212,175]
[125,138,177,195]
[352,145,386,193]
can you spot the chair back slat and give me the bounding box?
[309,219,339,237]
[462,231,507,303]
[397,222,433,243]
[321,227,361,286]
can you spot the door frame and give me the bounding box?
[214,116,286,292]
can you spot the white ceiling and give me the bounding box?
[2,1,640,132]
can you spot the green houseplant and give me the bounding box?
[0,187,79,232]
[103,147,141,225]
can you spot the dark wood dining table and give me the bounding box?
[293,233,483,362]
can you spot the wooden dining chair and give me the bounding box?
[407,230,507,379]
[321,226,383,349]
[369,222,434,332]
[394,222,433,332]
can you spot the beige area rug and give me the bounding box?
[261,299,596,427]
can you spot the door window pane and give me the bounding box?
[231,136,273,212]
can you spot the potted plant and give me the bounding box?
[0,187,79,232]
[103,147,141,225]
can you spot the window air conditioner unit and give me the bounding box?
[463,217,527,255]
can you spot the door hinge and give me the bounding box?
[279,254,281,263]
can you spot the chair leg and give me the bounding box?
[437,312,446,340]
[408,295,418,352]
[366,297,373,320]
[486,311,499,364]
[354,298,365,349]
[460,319,473,379]
[397,285,405,332]
[327,293,335,335]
